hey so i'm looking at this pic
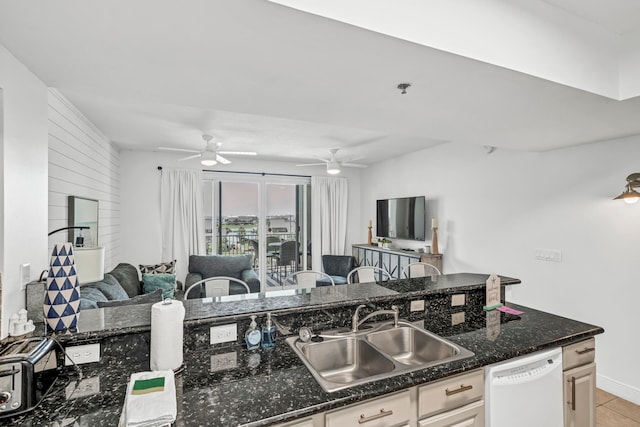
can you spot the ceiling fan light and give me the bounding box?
[201,151,217,166]
[327,161,340,175]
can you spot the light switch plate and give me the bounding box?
[64,343,100,365]
[534,248,562,262]
[19,263,30,291]
[451,294,466,307]
[210,324,237,345]
[451,312,465,326]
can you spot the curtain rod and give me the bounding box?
[157,166,310,178]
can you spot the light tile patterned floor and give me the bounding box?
[597,389,640,427]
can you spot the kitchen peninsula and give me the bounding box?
[2,273,603,426]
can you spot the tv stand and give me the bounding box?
[352,244,443,279]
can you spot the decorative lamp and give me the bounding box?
[613,173,640,204]
[74,246,105,284]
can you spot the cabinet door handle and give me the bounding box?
[445,384,473,396]
[575,347,595,355]
[566,376,576,411]
[358,408,393,424]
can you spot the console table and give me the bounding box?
[352,244,443,278]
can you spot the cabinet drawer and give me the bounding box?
[271,418,315,427]
[418,370,483,419]
[563,338,595,370]
[418,400,484,427]
[325,390,411,427]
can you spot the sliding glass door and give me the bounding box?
[204,173,310,292]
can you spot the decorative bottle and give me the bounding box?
[244,315,261,350]
[261,313,276,349]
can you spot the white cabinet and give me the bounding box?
[562,338,596,427]
[418,401,484,427]
[325,390,412,427]
[418,370,484,427]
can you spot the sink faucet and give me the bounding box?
[352,304,399,332]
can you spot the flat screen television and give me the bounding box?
[376,196,426,241]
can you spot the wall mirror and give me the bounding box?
[68,196,99,247]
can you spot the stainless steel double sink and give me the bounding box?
[285,320,474,392]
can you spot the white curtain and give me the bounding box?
[311,176,348,271]
[160,169,205,283]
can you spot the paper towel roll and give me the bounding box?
[151,299,185,371]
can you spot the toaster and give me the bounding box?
[0,337,58,417]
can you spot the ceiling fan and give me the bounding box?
[158,134,257,166]
[296,148,367,174]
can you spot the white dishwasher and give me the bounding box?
[485,347,563,427]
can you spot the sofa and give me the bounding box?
[185,254,260,296]
[79,263,183,309]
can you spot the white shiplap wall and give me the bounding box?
[47,89,120,271]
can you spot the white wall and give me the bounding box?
[47,89,121,271]
[119,150,362,276]
[359,136,640,403]
[0,44,49,338]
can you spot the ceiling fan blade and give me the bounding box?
[216,154,232,164]
[218,150,257,156]
[296,162,326,167]
[178,153,202,161]
[158,146,200,153]
[342,162,368,168]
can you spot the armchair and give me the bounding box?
[321,255,357,285]
[186,254,260,294]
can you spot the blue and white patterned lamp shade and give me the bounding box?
[43,243,81,332]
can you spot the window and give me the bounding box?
[203,173,311,292]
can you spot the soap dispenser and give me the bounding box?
[245,315,261,350]
[261,313,276,349]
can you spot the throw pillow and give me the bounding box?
[82,276,129,301]
[142,273,176,299]
[79,286,108,310]
[108,263,142,298]
[139,260,176,275]
[97,289,163,308]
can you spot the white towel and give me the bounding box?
[118,370,177,427]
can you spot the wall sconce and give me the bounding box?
[613,173,640,204]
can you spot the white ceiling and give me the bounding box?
[1,0,640,167]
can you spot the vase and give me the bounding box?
[44,243,81,332]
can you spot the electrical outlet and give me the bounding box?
[64,343,100,365]
[210,352,237,372]
[410,300,425,312]
[210,324,237,345]
[65,376,100,399]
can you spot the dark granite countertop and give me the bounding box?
[2,300,603,427]
[56,273,520,339]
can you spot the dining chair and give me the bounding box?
[274,240,298,278]
[347,266,392,284]
[401,262,442,279]
[183,276,251,300]
[281,270,335,290]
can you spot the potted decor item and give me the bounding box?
[43,242,81,332]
